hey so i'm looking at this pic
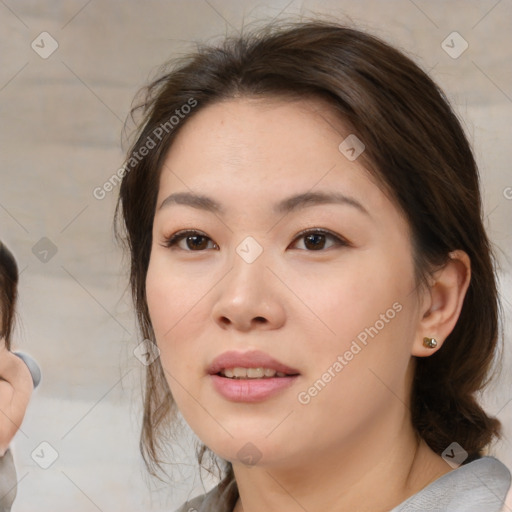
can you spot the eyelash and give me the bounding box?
[162,228,349,252]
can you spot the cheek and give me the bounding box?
[289,253,413,347]
[293,285,415,438]
[146,269,195,415]
[289,253,418,412]
[146,253,209,333]
[146,257,203,365]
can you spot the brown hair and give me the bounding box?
[115,21,501,479]
[0,242,19,350]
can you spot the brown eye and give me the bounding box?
[164,231,218,251]
[185,234,209,250]
[291,229,347,251]
[303,233,327,250]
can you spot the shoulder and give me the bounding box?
[391,456,511,512]
[174,479,238,512]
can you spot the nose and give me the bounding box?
[211,254,286,332]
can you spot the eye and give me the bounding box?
[163,230,218,251]
[162,228,348,252]
[290,229,348,251]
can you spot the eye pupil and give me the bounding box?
[187,235,208,250]
[304,233,325,250]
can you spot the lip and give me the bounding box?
[207,350,300,376]
[209,374,298,402]
[207,350,300,403]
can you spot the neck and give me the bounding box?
[232,414,451,512]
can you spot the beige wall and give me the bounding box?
[0,1,511,510]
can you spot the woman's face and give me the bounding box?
[146,98,425,468]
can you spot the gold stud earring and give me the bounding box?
[423,337,438,349]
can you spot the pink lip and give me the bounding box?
[207,350,300,403]
[209,374,298,402]
[207,350,300,376]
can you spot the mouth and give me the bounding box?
[207,350,300,379]
[207,350,300,402]
[218,367,297,379]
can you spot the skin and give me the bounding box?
[0,337,33,456]
[146,97,471,512]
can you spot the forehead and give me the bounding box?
[157,97,391,216]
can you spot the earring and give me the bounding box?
[423,337,438,349]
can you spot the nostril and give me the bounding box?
[217,316,268,328]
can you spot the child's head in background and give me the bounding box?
[0,242,18,349]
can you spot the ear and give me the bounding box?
[412,250,471,357]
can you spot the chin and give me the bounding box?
[197,429,295,469]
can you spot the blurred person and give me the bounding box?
[0,242,40,511]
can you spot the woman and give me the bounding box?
[116,22,511,511]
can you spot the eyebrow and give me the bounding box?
[158,191,369,216]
